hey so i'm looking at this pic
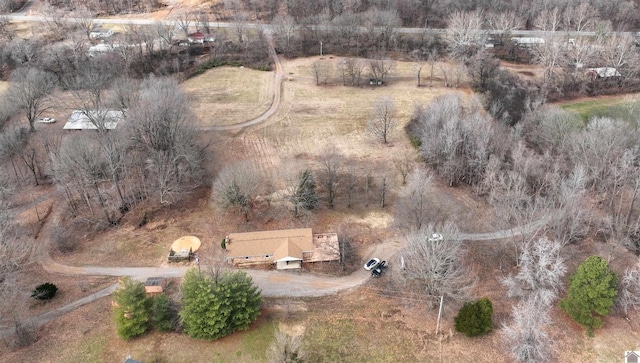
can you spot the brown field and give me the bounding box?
[5,55,640,362]
[182,67,273,127]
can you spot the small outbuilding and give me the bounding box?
[167,236,201,262]
[587,67,622,79]
[90,28,115,39]
[144,277,166,296]
[64,110,125,130]
[511,37,545,47]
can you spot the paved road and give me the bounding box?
[2,14,618,38]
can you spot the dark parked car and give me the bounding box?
[371,260,388,277]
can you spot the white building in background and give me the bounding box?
[89,28,115,39]
[63,110,125,130]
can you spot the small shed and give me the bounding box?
[90,28,115,39]
[587,67,621,79]
[144,277,166,296]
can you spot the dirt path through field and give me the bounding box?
[200,32,283,132]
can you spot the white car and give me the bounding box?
[428,233,443,242]
[364,258,381,271]
[37,117,56,124]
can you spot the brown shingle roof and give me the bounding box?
[226,228,313,261]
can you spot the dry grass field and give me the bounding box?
[182,67,273,127]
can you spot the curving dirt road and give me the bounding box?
[0,218,549,339]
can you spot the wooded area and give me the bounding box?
[2,0,640,361]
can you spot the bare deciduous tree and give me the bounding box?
[74,10,98,39]
[402,222,474,302]
[446,10,486,59]
[272,14,298,54]
[310,60,332,85]
[502,297,554,363]
[367,96,397,144]
[503,237,566,306]
[487,10,523,32]
[318,151,342,208]
[617,266,640,316]
[172,9,195,38]
[563,3,598,32]
[338,57,366,86]
[395,168,433,231]
[212,162,263,221]
[411,49,425,87]
[534,7,561,32]
[6,67,57,132]
[417,94,496,186]
[153,21,177,55]
[127,77,206,205]
[368,57,394,84]
[393,152,414,185]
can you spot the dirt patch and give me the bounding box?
[500,60,544,81]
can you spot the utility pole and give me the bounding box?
[435,295,444,335]
[320,41,323,58]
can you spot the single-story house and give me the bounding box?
[63,110,125,130]
[587,67,622,79]
[511,37,545,47]
[88,43,118,56]
[90,28,115,39]
[224,228,340,270]
[188,31,215,44]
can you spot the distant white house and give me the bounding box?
[89,28,115,39]
[88,43,117,56]
[187,31,215,44]
[63,110,125,130]
[587,67,622,79]
[511,37,545,47]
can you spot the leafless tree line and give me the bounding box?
[211,150,417,221]
[401,89,640,361]
[408,93,640,256]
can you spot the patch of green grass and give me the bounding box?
[57,334,107,363]
[239,321,277,361]
[560,98,639,122]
